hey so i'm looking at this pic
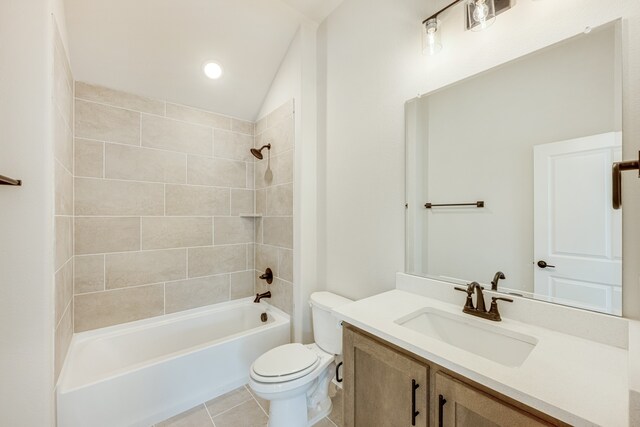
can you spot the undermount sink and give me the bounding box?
[395,308,538,367]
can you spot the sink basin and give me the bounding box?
[395,308,538,367]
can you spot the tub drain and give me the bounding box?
[260,312,268,322]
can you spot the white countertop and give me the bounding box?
[333,289,628,427]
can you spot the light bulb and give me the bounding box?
[467,0,496,31]
[203,61,223,80]
[422,18,442,55]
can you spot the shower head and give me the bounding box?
[250,143,271,160]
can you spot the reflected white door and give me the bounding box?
[533,132,622,315]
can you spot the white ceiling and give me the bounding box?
[64,0,343,121]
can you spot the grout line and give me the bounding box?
[246,385,270,417]
[203,403,217,427]
[103,254,106,291]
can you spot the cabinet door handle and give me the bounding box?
[438,394,447,427]
[411,379,420,426]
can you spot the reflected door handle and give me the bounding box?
[612,151,640,210]
[537,260,555,269]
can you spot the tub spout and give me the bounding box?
[254,291,271,303]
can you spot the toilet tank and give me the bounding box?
[310,292,353,355]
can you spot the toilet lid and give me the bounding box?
[253,343,319,378]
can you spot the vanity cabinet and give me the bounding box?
[343,323,429,427]
[343,325,565,427]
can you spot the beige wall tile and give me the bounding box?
[105,143,186,184]
[75,138,104,178]
[266,100,294,129]
[255,189,265,215]
[55,161,73,215]
[75,178,164,216]
[165,275,230,314]
[255,218,263,244]
[74,284,164,332]
[142,217,212,249]
[54,304,73,381]
[247,244,255,270]
[255,117,268,135]
[270,279,293,315]
[214,129,253,162]
[55,259,73,325]
[75,99,141,145]
[246,161,255,191]
[231,119,254,135]
[254,159,274,189]
[274,149,293,185]
[105,249,187,289]
[188,245,247,278]
[74,255,105,294]
[260,118,294,155]
[54,108,74,172]
[55,216,73,271]
[231,189,254,215]
[187,156,246,188]
[214,217,254,245]
[266,184,293,216]
[75,217,140,255]
[278,249,293,283]
[75,82,165,115]
[255,244,278,277]
[230,271,255,300]
[165,185,230,216]
[263,217,293,249]
[142,114,212,156]
[166,103,231,130]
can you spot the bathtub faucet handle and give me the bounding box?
[254,291,272,303]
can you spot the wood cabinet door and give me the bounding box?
[344,327,429,427]
[435,373,551,427]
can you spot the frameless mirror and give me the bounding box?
[405,21,623,315]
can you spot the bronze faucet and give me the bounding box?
[254,291,271,303]
[455,282,513,321]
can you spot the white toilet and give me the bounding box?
[249,292,353,427]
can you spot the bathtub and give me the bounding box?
[56,299,290,427]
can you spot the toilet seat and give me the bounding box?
[251,344,320,383]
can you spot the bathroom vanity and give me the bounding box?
[343,325,563,426]
[334,275,630,427]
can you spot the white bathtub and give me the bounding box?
[56,299,290,427]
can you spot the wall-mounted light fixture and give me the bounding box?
[422,0,513,55]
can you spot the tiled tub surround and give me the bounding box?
[53,22,74,382]
[73,82,259,332]
[254,101,294,317]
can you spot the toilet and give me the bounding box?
[249,292,353,427]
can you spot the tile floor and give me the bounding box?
[154,383,343,427]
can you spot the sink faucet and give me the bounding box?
[254,291,271,303]
[455,282,513,321]
[491,271,506,291]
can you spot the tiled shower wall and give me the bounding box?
[72,83,258,332]
[254,102,294,316]
[53,23,74,381]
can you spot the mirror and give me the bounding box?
[405,21,623,316]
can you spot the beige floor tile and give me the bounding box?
[313,418,337,427]
[156,404,213,427]
[204,386,252,417]
[328,389,343,427]
[247,386,270,413]
[212,399,268,427]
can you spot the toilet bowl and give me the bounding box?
[249,292,353,427]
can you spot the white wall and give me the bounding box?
[0,0,65,424]
[317,0,640,318]
[257,22,320,343]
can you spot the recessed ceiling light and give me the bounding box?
[203,61,223,80]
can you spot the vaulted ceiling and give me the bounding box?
[64,0,344,121]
